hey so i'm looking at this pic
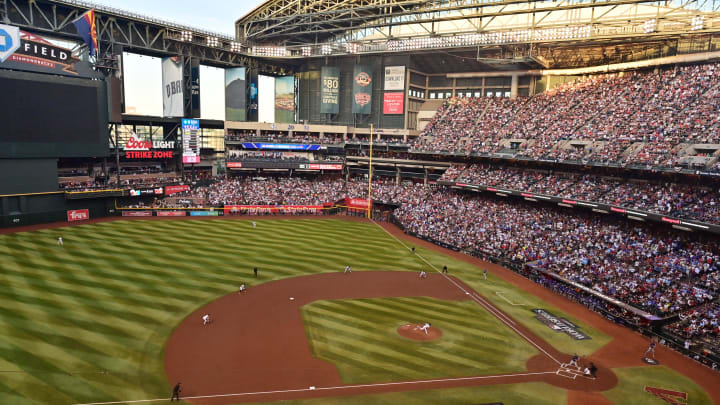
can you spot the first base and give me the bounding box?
[309,386,315,390]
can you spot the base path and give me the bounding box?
[377,221,720,405]
[165,271,615,404]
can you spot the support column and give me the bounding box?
[510,74,519,99]
[396,167,401,185]
[424,168,428,186]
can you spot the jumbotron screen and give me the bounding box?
[0,69,109,158]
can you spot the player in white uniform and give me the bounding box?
[344,265,352,274]
[418,322,431,335]
[419,270,427,279]
[202,314,210,325]
[252,221,257,228]
[57,236,63,246]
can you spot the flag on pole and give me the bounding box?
[73,10,98,56]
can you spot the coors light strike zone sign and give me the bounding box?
[124,133,175,159]
[352,65,373,114]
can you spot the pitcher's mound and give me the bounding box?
[397,324,443,341]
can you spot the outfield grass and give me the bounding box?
[0,218,700,405]
[302,297,539,383]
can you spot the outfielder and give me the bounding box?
[57,236,63,246]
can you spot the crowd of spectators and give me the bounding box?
[664,302,720,352]
[226,130,345,145]
[59,172,182,191]
[394,188,719,316]
[440,164,720,224]
[415,63,720,169]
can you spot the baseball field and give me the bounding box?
[0,217,717,405]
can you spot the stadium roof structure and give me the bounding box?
[237,0,720,69]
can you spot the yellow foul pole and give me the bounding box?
[367,124,373,219]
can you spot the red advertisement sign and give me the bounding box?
[383,92,404,114]
[224,205,323,214]
[164,185,190,196]
[227,162,243,168]
[157,211,187,217]
[345,198,371,209]
[67,209,89,222]
[308,164,343,170]
[122,211,152,217]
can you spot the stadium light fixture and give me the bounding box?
[180,30,192,42]
[321,44,332,55]
[206,36,219,47]
[301,46,312,56]
[644,19,656,34]
[231,42,242,53]
[691,15,705,31]
[252,46,287,57]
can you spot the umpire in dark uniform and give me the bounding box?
[253,267,258,277]
[171,382,181,401]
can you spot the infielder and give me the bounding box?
[644,341,656,359]
[344,265,352,274]
[418,322,431,335]
[202,314,211,325]
[419,270,427,279]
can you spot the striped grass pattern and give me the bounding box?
[302,297,539,384]
[0,219,430,404]
[0,218,609,405]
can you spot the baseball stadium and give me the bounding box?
[1,0,720,404]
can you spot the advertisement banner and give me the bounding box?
[190,211,219,216]
[190,59,200,118]
[227,162,243,168]
[345,198,371,209]
[248,71,258,121]
[275,76,295,124]
[67,209,89,222]
[162,56,184,117]
[181,118,201,164]
[308,164,343,170]
[383,92,404,114]
[352,65,373,114]
[124,133,175,159]
[384,66,405,90]
[0,29,93,77]
[122,211,152,217]
[320,66,340,114]
[0,24,20,63]
[164,185,190,195]
[225,67,246,121]
[224,205,323,214]
[157,211,186,217]
[129,187,164,196]
[242,143,320,151]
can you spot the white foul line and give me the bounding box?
[372,220,561,365]
[71,371,556,405]
[496,291,526,306]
